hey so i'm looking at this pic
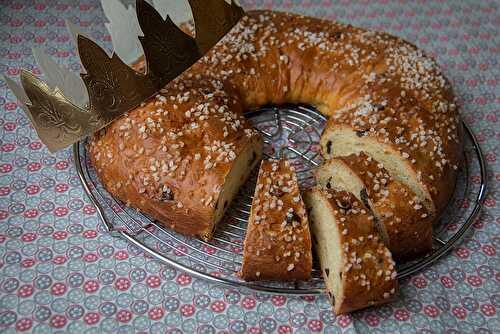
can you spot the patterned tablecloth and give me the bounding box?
[0,0,498,333]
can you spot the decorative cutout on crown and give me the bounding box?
[3,0,245,152]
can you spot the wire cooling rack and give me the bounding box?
[74,104,487,294]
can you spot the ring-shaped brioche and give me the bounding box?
[89,10,461,248]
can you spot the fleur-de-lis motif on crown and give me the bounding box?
[3,0,245,152]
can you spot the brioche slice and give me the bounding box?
[240,159,312,281]
[305,188,398,314]
[320,124,436,215]
[316,153,433,261]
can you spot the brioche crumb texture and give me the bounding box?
[316,152,434,261]
[306,188,398,314]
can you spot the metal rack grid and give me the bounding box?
[74,104,487,294]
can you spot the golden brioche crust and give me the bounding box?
[187,10,458,212]
[89,10,460,266]
[240,159,312,281]
[88,73,263,240]
[199,10,461,217]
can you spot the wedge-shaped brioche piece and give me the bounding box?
[316,153,433,261]
[305,188,398,314]
[240,159,312,281]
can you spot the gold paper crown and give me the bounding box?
[3,0,244,152]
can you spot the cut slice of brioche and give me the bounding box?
[240,159,312,281]
[316,153,433,261]
[305,188,398,314]
[320,124,436,215]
